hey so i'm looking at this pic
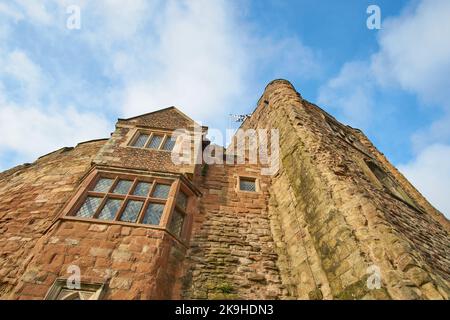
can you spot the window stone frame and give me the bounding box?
[44,279,106,300]
[58,168,196,243]
[127,128,178,152]
[236,175,260,193]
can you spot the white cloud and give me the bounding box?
[411,112,450,152]
[1,50,44,100]
[14,0,53,25]
[82,0,158,45]
[119,0,248,121]
[92,0,150,39]
[0,102,110,163]
[79,0,322,123]
[251,36,323,81]
[0,0,322,170]
[372,0,450,160]
[319,0,450,130]
[318,61,374,127]
[371,0,450,154]
[371,0,450,106]
[398,144,450,218]
[318,0,450,216]
[0,37,111,168]
[0,2,24,22]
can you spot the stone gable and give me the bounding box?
[119,107,200,131]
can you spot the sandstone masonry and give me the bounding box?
[0,80,448,300]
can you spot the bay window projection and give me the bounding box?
[69,174,191,238]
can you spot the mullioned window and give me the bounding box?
[130,131,177,152]
[64,171,192,240]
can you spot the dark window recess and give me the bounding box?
[130,131,177,151]
[70,175,190,238]
[239,178,256,192]
[365,161,419,210]
[176,191,188,210]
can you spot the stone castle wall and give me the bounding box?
[0,140,105,298]
[0,108,200,300]
[9,220,186,299]
[0,80,448,300]
[178,162,288,299]
[241,80,449,299]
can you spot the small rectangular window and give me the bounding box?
[132,133,149,148]
[147,135,163,149]
[239,178,256,192]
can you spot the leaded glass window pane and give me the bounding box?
[176,191,188,210]
[119,200,143,223]
[152,184,170,199]
[75,197,102,218]
[146,135,163,149]
[142,203,164,225]
[98,199,122,220]
[162,137,176,151]
[132,133,149,147]
[240,179,256,192]
[133,182,151,197]
[92,178,114,193]
[169,209,185,237]
[112,180,132,194]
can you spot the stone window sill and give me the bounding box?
[60,215,189,247]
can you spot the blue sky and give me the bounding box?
[0,0,449,217]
